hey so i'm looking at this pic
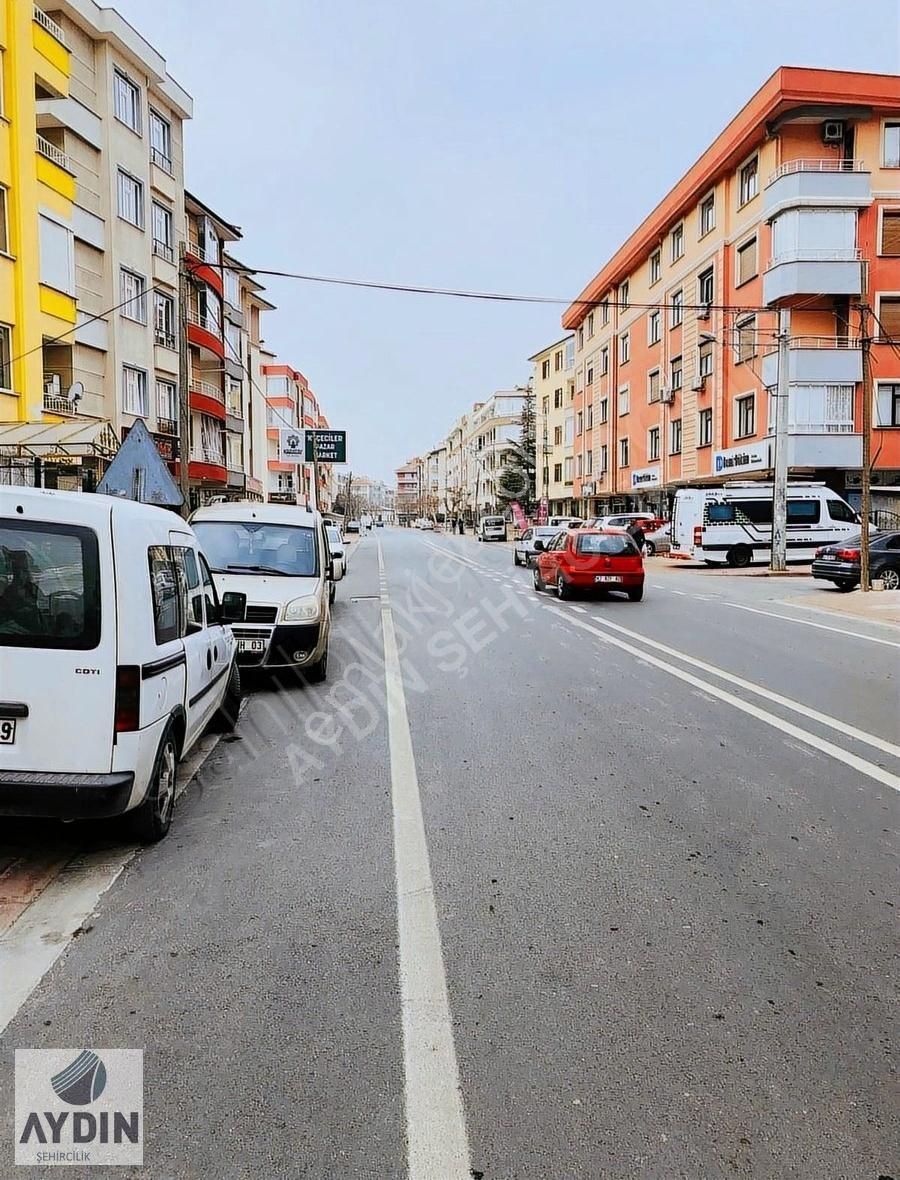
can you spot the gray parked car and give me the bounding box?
[513,526,562,566]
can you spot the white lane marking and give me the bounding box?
[669,589,687,596]
[548,605,900,793]
[719,601,900,648]
[422,541,481,570]
[377,543,471,1179]
[565,609,900,760]
[568,604,588,614]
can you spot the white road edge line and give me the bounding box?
[560,609,900,760]
[720,600,900,649]
[377,543,472,1180]
[548,604,900,794]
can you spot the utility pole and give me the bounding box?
[309,429,321,513]
[860,304,873,591]
[770,306,791,572]
[177,241,192,518]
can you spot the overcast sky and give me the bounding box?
[122,0,899,483]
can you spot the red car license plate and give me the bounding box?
[594,575,622,583]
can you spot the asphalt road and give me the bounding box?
[1,528,897,1179]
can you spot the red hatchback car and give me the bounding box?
[532,527,645,601]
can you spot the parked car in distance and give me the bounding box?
[477,515,507,541]
[345,519,361,534]
[593,512,664,533]
[547,516,583,530]
[375,520,385,528]
[643,521,671,556]
[191,502,333,681]
[513,526,562,566]
[0,486,239,842]
[533,527,645,601]
[417,518,435,531]
[325,525,346,601]
[811,531,900,591]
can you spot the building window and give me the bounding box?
[670,355,682,392]
[563,456,574,483]
[648,369,660,403]
[875,382,900,427]
[542,395,549,416]
[599,444,608,472]
[120,268,147,322]
[587,312,595,339]
[600,298,609,325]
[0,324,11,392]
[697,266,714,307]
[600,346,609,375]
[586,449,593,475]
[577,327,584,350]
[149,109,172,171]
[739,156,758,206]
[553,387,563,409]
[619,280,629,309]
[648,308,660,344]
[575,454,583,478]
[620,332,630,364]
[553,462,563,482]
[586,363,594,386]
[586,404,593,429]
[598,397,608,423]
[883,122,900,168]
[225,322,242,362]
[736,393,755,438]
[541,358,550,380]
[618,385,630,416]
[0,185,8,254]
[736,236,758,285]
[698,407,713,447]
[553,425,562,446]
[576,410,583,436]
[151,201,172,259]
[736,315,756,362]
[670,417,682,455]
[156,378,177,423]
[619,437,630,467]
[880,210,900,255]
[117,170,144,228]
[38,215,73,293]
[671,222,684,262]
[154,291,175,347]
[877,297,900,340]
[648,426,660,461]
[556,348,565,371]
[114,69,141,133]
[699,340,713,378]
[122,365,148,416]
[649,251,661,286]
[699,193,715,236]
[670,289,683,328]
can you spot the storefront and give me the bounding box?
[0,419,119,492]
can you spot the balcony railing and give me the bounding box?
[150,147,174,176]
[768,158,865,184]
[34,6,68,46]
[155,328,176,349]
[36,134,72,172]
[152,238,175,264]
[784,335,861,350]
[186,309,220,335]
[190,377,225,403]
[156,417,178,436]
[192,445,225,466]
[767,248,863,269]
[43,393,76,415]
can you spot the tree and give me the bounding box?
[496,388,536,512]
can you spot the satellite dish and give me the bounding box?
[65,381,84,404]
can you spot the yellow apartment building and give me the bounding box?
[530,334,575,517]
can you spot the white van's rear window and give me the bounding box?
[0,520,100,649]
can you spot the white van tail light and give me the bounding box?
[114,666,140,733]
[693,526,703,546]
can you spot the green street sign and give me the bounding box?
[305,430,346,464]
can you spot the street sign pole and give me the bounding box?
[770,307,791,572]
[311,429,321,512]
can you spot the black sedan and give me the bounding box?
[811,531,900,591]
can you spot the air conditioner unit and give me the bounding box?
[44,374,61,397]
[696,304,711,321]
[659,386,675,404]
[689,377,705,393]
[823,120,844,144]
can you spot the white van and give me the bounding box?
[0,487,239,841]
[477,515,507,541]
[190,502,334,679]
[671,482,861,567]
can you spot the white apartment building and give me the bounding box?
[444,414,468,519]
[465,390,526,515]
[41,1,191,463]
[530,335,575,516]
[424,444,448,518]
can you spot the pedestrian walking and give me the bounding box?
[626,520,646,553]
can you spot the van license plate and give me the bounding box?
[238,639,265,654]
[595,575,621,583]
[0,720,16,744]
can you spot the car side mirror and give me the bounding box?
[220,591,246,624]
[533,540,545,552]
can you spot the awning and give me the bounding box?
[0,419,119,460]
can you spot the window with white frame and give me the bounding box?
[697,266,714,307]
[599,443,608,472]
[587,311,595,338]
[154,292,175,346]
[671,354,682,390]
[575,453,583,477]
[586,403,593,429]
[586,361,594,385]
[648,369,660,403]
[576,410,583,436]
[669,417,682,454]
[38,215,73,293]
[156,379,177,424]
[541,358,550,380]
[771,208,856,263]
[619,437,630,467]
[553,387,563,409]
[114,69,141,133]
[671,222,684,261]
[0,185,8,254]
[649,251,661,285]
[200,415,224,462]
[620,331,630,364]
[875,382,900,427]
[122,365,148,416]
[586,449,593,475]
[600,298,609,325]
[699,193,715,236]
[619,280,629,309]
[227,432,244,470]
[883,122,900,168]
[151,201,172,255]
[648,308,660,344]
[618,385,630,416]
[225,321,242,362]
[117,170,143,227]
[698,407,713,447]
[699,340,713,378]
[600,346,609,375]
[648,426,660,461]
[598,397,608,423]
[736,393,755,438]
[564,412,574,446]
[224,266,241,309]
[771,384,853,432]
[149,109,172,170]
[670,288,683,327]
[739,156,758,205]
[577,326,584,350]
[120,268,147,322]
[0,323,11,392]
[563,456,574,482]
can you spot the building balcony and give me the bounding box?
[151,147,174,177]
[42,393,76,416]
[153,238,175,265]
[186,311,224,358]
[763,159,870,219]
[786,431,861,469]
[762,249,863,306]
[156,417,178,437]
[760,336,863,387]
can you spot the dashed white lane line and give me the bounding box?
[720,600,900,649]
[377,544,472,1180]
[548,605,900,793]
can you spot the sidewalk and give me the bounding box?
[783,588,900,627]
[653,557,812,578]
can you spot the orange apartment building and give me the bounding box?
[263,363,331,509]
[563,67,900,521]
